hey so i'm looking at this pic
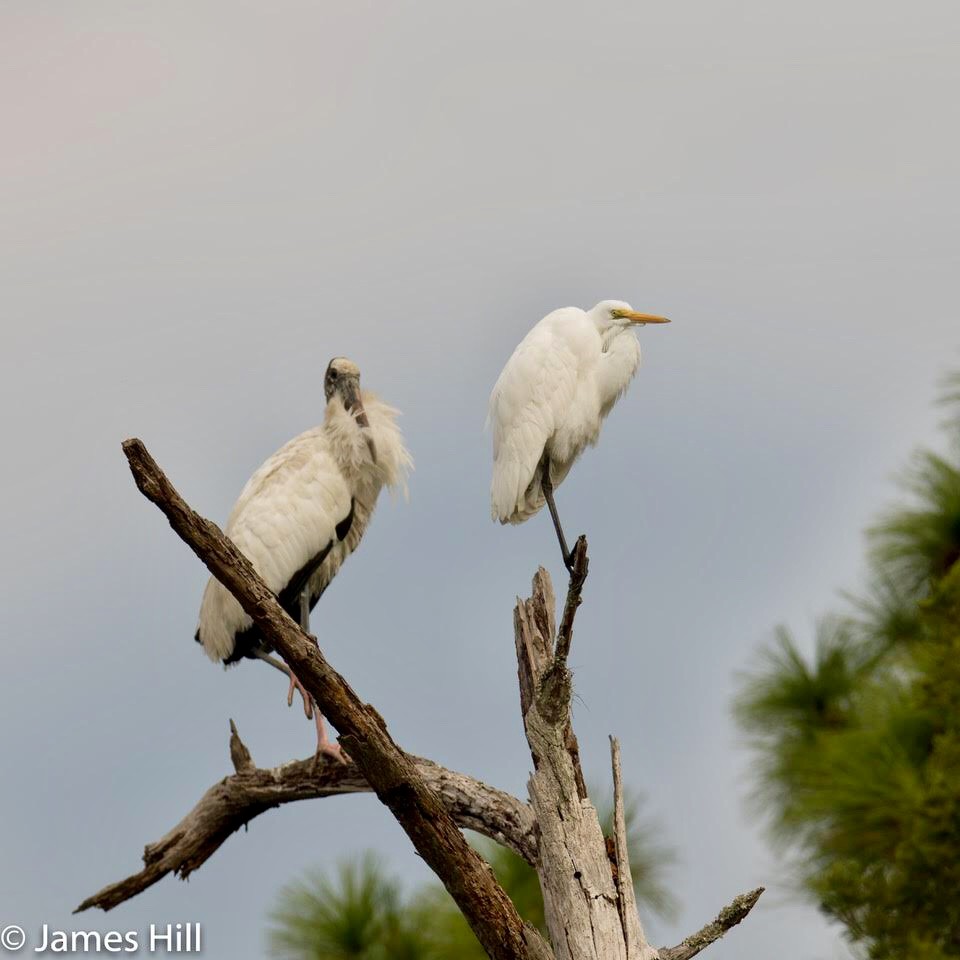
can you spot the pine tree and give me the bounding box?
[734,373,960,959]
[267,791,675,959]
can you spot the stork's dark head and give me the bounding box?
[324,357,377,462]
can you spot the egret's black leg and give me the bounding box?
[541,457,574,572]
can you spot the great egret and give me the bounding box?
[196,357,411,760]
[489,300,669,570]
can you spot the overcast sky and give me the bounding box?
[1,2,958,958]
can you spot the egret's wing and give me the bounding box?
[488,313,581,522]
[197,428,352,661]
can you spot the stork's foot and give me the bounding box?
[313,708,349,765]
[314,739,349,765]
[286,670,314,720]
[286,633,321,716]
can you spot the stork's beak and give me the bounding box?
[618,310,670,325]
[342,379,378,463]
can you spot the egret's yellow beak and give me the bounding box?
[614,309,670,325]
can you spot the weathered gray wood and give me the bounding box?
[610,736,657,959]
[118,438,553,960]
[76,723,536,914]
[516,563,635,960]
[658,888,765,960]
[80,437,764,960]
[514,562,764,960]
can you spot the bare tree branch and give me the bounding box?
[76,722,536,914]
[78,713,761,960]
[517,564,637,960]
[609,736,655,959]
[228,718,254,774]
[515,568,762,960]
[515,566,556,724]
[555,535,589,665]
[117,438,552,960]
[658,888,765,960]
[519,556,588,800]
[93,438,762,960]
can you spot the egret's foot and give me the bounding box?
[563,535,587,576]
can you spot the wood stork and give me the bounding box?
[196,357,411,760]
[489,301,669,570]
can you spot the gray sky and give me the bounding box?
[1,2,958,957]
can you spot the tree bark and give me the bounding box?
[657,888,765,960]
[78,720,762,960]
[610,736,653,957]
[76,722,537,913]
[516,560,657,960]
[120,438,552,960]
[81,437,765,960]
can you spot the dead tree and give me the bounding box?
[78,439,762,959]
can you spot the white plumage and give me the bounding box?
[489,300,668,565]
[197,359,411,664]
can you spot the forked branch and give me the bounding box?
[610,736,652,956]
[516,563,652,959]
[659,887,765,960]
[515,566,763,959]
[77,722,536,914]
[86,438,764,960]
[117,438,551,960]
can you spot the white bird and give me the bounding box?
[489,300,669,570]
[196,357,411,760]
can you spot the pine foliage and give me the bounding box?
[735,375,960,958]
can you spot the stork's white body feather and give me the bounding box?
[197,391,411,662]
[490,302,658,524]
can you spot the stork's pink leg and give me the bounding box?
[257,594,349,763]
[286,669,314,719]
[314,709,348,764]
[253,648,344,760]
[253,650,313,718]
[284,665,347,762]
[277,658,347,762]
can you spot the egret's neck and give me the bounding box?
[599,324,622,352]
[597,328,642,414]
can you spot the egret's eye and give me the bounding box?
[329,369,338,381]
